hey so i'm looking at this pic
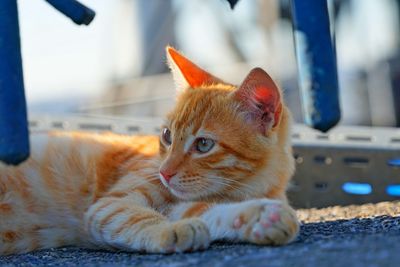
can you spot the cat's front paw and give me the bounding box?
[232,200,299,245]
[156,218,210,253]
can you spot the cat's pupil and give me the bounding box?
[162,128,172,145]
[196,138,215,153]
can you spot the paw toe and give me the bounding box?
[168,219,210,253]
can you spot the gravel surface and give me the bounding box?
[1,201,400,267]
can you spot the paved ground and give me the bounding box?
[1,201,400,267]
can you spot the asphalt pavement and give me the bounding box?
[1,201,400,267]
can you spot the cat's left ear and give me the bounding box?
[166,46,222,91]
[233,68,282,134]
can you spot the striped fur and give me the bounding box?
[0,47,299,255]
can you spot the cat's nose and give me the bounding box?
[160,170,177,183]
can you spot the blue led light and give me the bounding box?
[387,158,400,167]
[386,185,400,196]
[342,183,372,195]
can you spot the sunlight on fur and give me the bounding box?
[0,46,299,255]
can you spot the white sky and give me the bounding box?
[17,0,399,116]
[18,0,118,103]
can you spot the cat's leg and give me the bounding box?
[168,199,299,245]
[203,199,300,245]
[84,191,210,253]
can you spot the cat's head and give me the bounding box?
[158,46,294,201]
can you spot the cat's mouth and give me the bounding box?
[159,173,218,200]
[159,174,194,199]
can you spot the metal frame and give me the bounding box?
[290,124,400,208]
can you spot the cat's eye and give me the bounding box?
[162,128,172,145]
[195,138,215,153]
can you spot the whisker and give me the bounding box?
[215,179,254,198]
[208,175,255,193]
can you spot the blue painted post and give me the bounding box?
[0,0,30,165]
[0,0,95,165]
[291,0,341,132]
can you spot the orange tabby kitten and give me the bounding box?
[0,47,299,255]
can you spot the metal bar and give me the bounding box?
[45,0,95,25]
[291,0,341,132]
[0,0,30,165]
[225,0,240,9]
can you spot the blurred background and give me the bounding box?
[19,0,400,127]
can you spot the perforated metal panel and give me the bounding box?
[28,115,400,208]
[289,125,400,208]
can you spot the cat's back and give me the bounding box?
[1,131,160,174]
[1,131,160,197]
[0,132,160,238]
[0,131,160,254]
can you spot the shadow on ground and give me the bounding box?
[1,215,399,267]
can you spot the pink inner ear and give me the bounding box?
[167,47,221,88]
[235,68,282,130]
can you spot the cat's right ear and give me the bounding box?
[233,68,283,134]
[166,46,222,92]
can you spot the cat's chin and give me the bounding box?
[168,187,199,200]
[159,175,204,200]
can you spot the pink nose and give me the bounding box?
[160,171,176,183]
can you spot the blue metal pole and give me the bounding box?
[0,0,30,165]
[291,0,341,132]
[45,0,95,25]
